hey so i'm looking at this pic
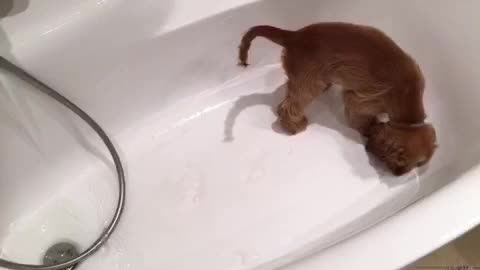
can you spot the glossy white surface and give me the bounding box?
[0,0,479,269]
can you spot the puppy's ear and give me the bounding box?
[365,139,375,153]
[366,122,387,137]
[387,144,407,165]
[384,144,410,175]
[366,125,383,153]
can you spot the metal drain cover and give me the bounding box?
[43,242,79,270]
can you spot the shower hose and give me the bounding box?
[0,56,126,270]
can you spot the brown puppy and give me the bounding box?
[238,22,437,175]
[366,122,437,175]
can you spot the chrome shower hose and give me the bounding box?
[0,56,126,270]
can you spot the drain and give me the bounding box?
[43,242,79,270]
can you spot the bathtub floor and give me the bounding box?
[404,226,480,269]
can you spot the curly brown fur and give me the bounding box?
[366,122,437,175]
[239,23,426,133]
[238,22,437,175]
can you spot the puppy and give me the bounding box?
[238,22,437,175]
[366,122,437,175]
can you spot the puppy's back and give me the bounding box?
[290,23,425,124]
[291,23,414,80]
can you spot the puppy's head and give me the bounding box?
[366,122,437,176]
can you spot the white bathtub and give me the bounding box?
[1,0,480,269]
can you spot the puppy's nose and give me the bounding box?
[392,166,409,176]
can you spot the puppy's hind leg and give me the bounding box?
[277,79,328,134]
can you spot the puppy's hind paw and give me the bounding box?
[238,61,249,67]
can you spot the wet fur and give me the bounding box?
[366,122,437,175]
[238,22,437,175]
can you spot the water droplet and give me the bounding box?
[99,246,107,254]
[233,251,250,266]
[190,192,200,204]
[247,168,265,183]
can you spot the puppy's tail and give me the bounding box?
[238,25,293,66]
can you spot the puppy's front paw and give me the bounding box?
[279,116,308,135]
